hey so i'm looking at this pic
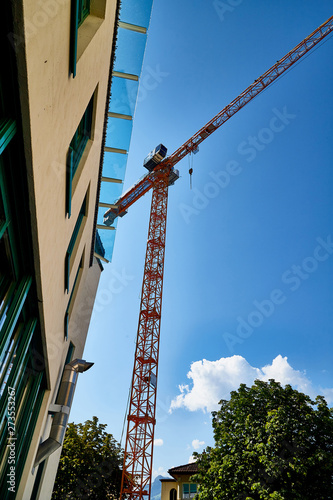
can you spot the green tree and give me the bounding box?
[193,380,333,500]
[52,416,123,499]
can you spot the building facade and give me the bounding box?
[161,463,199,500]
[0,0,153,498]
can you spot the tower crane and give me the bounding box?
[103,15,333,500]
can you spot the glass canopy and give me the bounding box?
[96,0,154,262]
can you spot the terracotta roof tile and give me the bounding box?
[168,462,198,477]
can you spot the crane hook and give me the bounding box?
[188,151,194,189]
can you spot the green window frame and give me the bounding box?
[65,342,75,364]
[0,232,16,331]
[0,25,46,496]
[0,119,16,156]
[78,0,90,26]
[0,276,32,367]
[66,96,93,217]
[70,0,91,76]
[190,484,197,495]
[182,483,197,499]
[65,194,87,292]
[0,191,5,237]
[30,460,46,500]
[65,255,83,339]
[0,318,45,498]
[0,122,16,241]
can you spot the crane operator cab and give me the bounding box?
[143,144,167,171]
[143,143,179,187]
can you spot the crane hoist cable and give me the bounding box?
[104,15,333,500]
[188,152,193,189]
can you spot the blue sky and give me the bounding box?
[71,0,333,480]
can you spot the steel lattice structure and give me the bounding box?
[105,15,333,228]
[120,173,169,499]
[111,15,333,500]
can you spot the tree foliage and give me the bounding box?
[52,416,123,499]
[193,380,333,500]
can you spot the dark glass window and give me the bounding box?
[182,483,197,499]
[66,97,93,216]
[65,194,87,292]
[64,254,84,339]
[0,232,15,330]
[0,190,4,224]
[78,0,90,27]
[69,96,93,177]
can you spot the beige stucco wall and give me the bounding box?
[161,479,178,500]
[11,0,118,497]
[162,474,198,500]
[21,257,102,499]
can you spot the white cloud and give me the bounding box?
[188,455,197,463]
[154,438,164,446]
[192,439,205,450]
[322,387,333,402]
[152,466,170,480]
[169,355,333,413]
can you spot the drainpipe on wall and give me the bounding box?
[34,358,94,467]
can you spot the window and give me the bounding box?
[78,0,90,26]
[65,194,87,292]
[0,316,45,496]
[70,96,93,176]
[65,342,75,364]
[64,253,84,339]
[0,119,16,156]
[0,354,45,492]
[0,232,15,328]
[66,97,93,217]
[70,0,91,76]
[182,483,197,499]
[190,484,197,496]
[0,189,5,228]
[30,460,45,500]
[69,0,106,77]
[0,157,10,240]
[170,488,177,500]
[0,18,46,494]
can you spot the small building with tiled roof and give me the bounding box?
[160,462,198,500]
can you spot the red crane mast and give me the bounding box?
[104,15,333,500]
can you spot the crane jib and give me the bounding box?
[112,15,333,499]
[170,15,333,166]
[103,14,333,231]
